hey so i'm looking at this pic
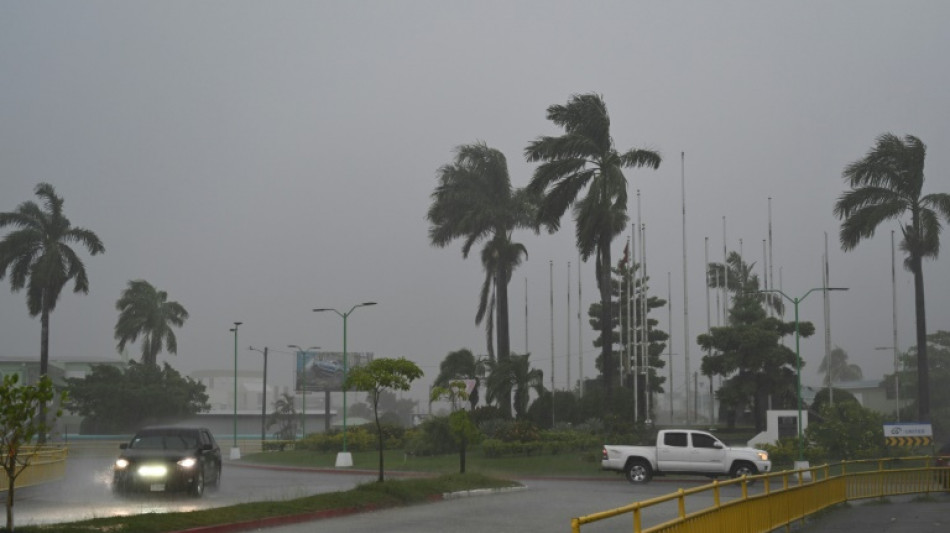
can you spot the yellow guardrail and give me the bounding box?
[0,447,69,491]
[572,456,949,533]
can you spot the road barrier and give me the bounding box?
[571,456,950,533]
[0,447,68,491]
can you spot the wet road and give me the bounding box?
[13,456,378,528]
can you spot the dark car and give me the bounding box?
[113,426,222,497]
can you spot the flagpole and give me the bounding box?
[567,261,571,392]
[549,260,555,426]
[680,151,690,426]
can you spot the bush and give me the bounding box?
[481,439,544,458]
[404,416,456,456]
[806,402,886,461]
[295,427,378,453]
[478,419,540,443]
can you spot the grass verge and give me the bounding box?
[14,473,520,533]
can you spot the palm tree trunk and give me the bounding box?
[39,303,50,444]
[496,265,513,418]
[911,255,930,421]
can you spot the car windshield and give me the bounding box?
[129,432,198,450]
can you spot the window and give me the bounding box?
[663,432,688,447]
[692,433,719,449]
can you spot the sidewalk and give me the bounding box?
[797,493,947,532]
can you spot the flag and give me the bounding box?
[620,241,630,267]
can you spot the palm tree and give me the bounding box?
[484,353,545,419]
[819,346,863,385]
[706,251,784,316]
[427,143,537,417]
[433,348,482,409]
[526,93,661,398]
[834,133,950,420]
[0,183,105,377]
[114,279,190,366]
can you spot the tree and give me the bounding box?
[433,349,482,409]
[0,374,65,532]
[114,279,190,366]
[0,184,105,379]
[589,259,668,420]
[430,381,479,473]
[526,93,661,402]
[427,143,538,416]
[834,133,950,421]
[65,361,209,434]
[818,346,863,385]
[267,392,298,440]
[698,253,809,431]
[484,353,545,419]
[344,358,423,482]
[895,331,950,436]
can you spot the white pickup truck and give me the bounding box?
[602,429,771,483]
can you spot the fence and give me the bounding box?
[0,447,69,491]
[572,457,950,533]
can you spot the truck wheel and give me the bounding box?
[730,462,757,479]
[625,460,653,483]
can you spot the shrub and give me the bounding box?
[404,416,456,456]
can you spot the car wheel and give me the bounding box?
[625,460,653,484]
[730,462,757,479]
[190,468,205,498]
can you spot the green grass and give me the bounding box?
[15,473,520,533]
[243,448,612,478]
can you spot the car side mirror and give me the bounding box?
[713,442,723,449]
[119,443,128,450]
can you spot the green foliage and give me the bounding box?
[296,427,382,453]
[404,416,456,456]
[478,419,540,443]
[0,374,66,531]
[759,438,827,467]
[806,402,886,461]
[65,361,209,433]
[267,392,297,440]
[114,279,189,366]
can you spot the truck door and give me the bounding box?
[689,432,727,473]
[656,431,691,471]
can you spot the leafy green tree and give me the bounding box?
[433,349,483,409]
[834,133,950,420]
[267,392,298,440]
[589,259,668,420]
[0,183,105,380]
[894,331,950,438]
[484,353,544,419]
[806,401,885,460]
[427,143,538,416]
[698,253,809,432]
[0,374,65,532]
[352,390,418,427]
[430,381,479,473]
[114,279,189,367]
[344,358,423,482]
[818,346,863,387]
[65,361,209,433]
[526,93,661,401]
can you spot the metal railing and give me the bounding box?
[572,457,949,533]
[0,447,69,491]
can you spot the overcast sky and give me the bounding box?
[2,1,948,409]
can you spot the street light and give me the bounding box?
[229,322,242,460]
[249,346,269,450]
[288,344,320,439]
[313,302,377,468]
[758,287,848,465]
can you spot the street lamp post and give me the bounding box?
[758,287,847,466]
[313,302,377,468]
[229,322,243,460]
[288,344,320,439]
[249,346,269,450]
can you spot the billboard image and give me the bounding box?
[294,350,373,392]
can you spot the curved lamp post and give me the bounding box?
[288,344,320,439]
[313,302,376,468]
[249,346,269,450]
[229,322,242,460]
[757,287,847,465]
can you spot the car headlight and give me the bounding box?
[177,457,197,468]
[757,452,769,461]
[115,458,129,469]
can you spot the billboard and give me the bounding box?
[294,350,373,392]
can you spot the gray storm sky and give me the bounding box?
[1,1,948,407]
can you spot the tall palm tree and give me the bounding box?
[0,183,105,377]
[484,353,545,419]
[427,143,537,417]
[114,279,190,366]
[526,93,661,398]
[834,133,950,420]
[819,346,863,385]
